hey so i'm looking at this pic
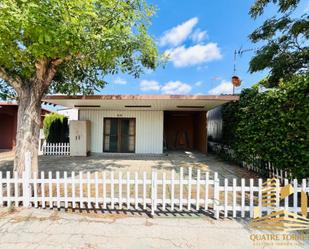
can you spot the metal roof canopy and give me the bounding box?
[43,95,239,111]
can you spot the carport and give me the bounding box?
[164,111,207,153]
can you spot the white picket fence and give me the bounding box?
[42,143,70,156]
[209,142,292,182]
[0,154,308,218]
[215,178,309,219]
[241,161,292,182]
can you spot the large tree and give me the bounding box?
[249,0,309,87]
[0,0,159,174]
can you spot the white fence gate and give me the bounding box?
[42,143,70,156]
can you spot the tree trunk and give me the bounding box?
[14,85,42,175]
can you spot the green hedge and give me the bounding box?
[221,75,309,178]
[43,113,69,143]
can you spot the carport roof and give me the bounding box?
[43,94,239,111]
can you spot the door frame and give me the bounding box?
[103,117,136,153]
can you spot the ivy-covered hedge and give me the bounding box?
[221,75,309,178]
[43,113,69,143]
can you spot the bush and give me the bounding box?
[43,113,69,143]
[221,75,309,178]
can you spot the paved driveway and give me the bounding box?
[0,151,258,179]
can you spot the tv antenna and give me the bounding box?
[232,46,256,95]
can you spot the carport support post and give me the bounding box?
[22,151,32,207]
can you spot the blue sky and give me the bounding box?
[101,0,309,96]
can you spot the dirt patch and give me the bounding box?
[65,209,126,221]
[0,206,20,218]
[11,210,60,223]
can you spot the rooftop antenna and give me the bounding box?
[232,47,256,95]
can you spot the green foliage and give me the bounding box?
[221,100,239,146]
[250,0,300,18]
[43,113,69,143]
[221,75,309,178]
[0,0,160,96]
[249,0,308,87]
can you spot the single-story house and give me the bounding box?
[0,102,51,150]
[43,95,238,154]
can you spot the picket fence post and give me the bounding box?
[214,172,220,219]
[151,170,158,216]
[151,171,155,216]
[22,151,32,207]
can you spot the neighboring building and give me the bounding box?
[43,95,238,154]
[207,105,223,143]
[0,103,51,150]
[57,108,79,121]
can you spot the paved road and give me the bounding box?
[0,208,307,249]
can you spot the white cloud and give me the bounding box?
[113,77,127,85]
[191,28,207,43]
[140,80,161,91]
[161,81,192,94]
[195,81,203,86]
[140,79,193,95]
[208,80,233,95]
[166,43,222,67]
[159,17,198,47]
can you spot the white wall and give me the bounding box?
[79,110,164,154]
[57,108,79,121]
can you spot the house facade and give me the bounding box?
[43,95,238,154]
